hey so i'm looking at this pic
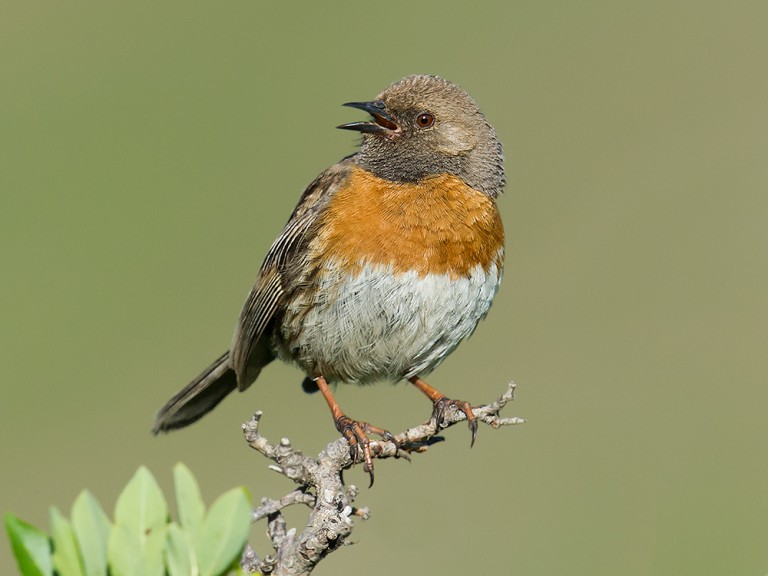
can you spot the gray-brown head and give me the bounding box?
[338,75,505,198]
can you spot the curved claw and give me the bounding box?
[432,397,478,447]
[334,416,395,487]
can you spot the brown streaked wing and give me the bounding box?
[229,161,352,388]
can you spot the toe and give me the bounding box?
[431,397,477,446]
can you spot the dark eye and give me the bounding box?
[415,112,434,128]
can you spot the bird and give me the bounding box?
[153,74,505,484]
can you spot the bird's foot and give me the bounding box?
[334,415,395,487]
[431,397,478,447]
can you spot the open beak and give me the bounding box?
[337,100,399,135]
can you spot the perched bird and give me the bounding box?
[153,75,505,484]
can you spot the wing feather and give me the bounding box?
[229,162,351,387]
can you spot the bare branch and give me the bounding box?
[253,490,316,523]
[241,381,523,575]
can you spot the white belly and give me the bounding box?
[278,258,502,383]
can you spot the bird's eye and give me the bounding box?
[415,112,434,128]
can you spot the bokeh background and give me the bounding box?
[2,1,768,574]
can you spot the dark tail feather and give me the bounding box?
[152,351,237,434]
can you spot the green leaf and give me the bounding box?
[70,491,110,576]
[4,513,53,576]
[173,462,205,538]
[195,488,251,576]
[165,522,196,576]
[114,466,168,533]
[107,522,166,576]
[50,507,85,576]
[106,523,141,576]
[108,466,168,576]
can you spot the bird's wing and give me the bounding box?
[229,161,352,389]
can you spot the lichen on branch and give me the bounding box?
[241,381,523,576]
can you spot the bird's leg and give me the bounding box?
[313,376,394,487]
[408,376,478,446]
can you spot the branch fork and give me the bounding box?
[241,381,523,575]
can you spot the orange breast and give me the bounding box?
[313,166,504,278]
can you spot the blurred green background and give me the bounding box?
[2,1,767,574]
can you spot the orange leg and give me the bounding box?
[408,376,478,446]
[314,376,394,487]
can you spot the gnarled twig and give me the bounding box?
[240,381,523,575]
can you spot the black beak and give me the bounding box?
[337,100,399,135]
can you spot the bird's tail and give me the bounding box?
[152,351,237,434]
